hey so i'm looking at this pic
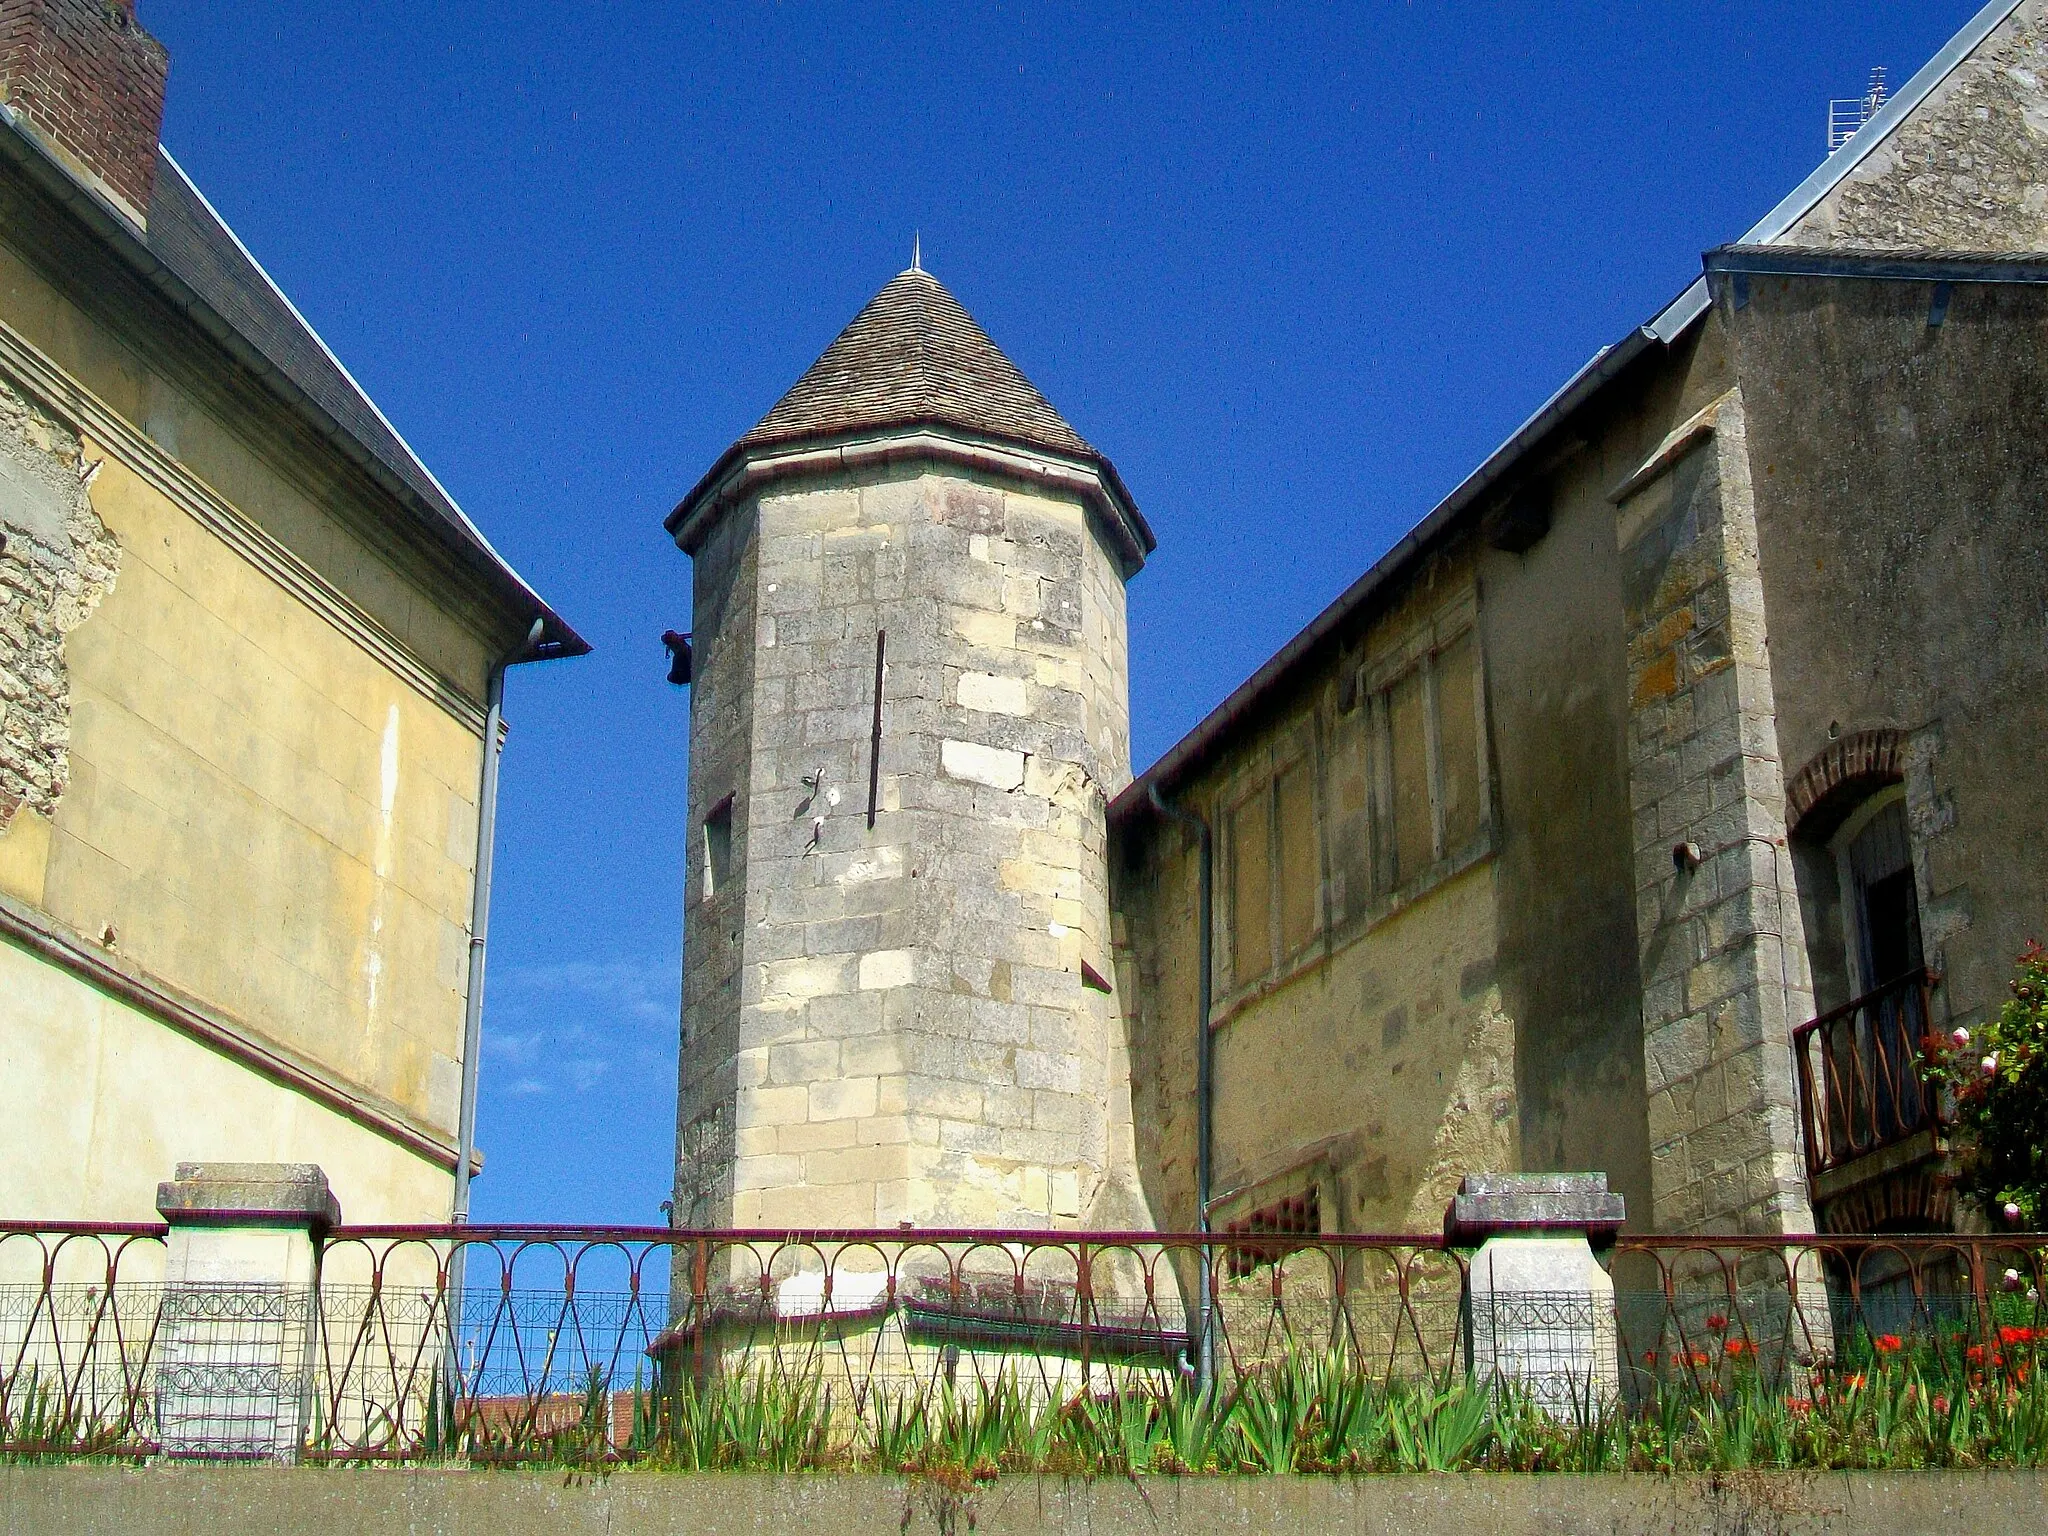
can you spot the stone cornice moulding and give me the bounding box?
[0,887,469,1173]
[0,316,490,737]
[669,426,1151,575]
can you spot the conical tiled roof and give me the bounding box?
[740,267,1096,460]
[670,264,1152,567]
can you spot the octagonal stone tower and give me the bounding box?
[666,264,1156,1232]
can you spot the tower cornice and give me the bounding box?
[666,421,1152,575]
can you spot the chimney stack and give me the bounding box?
[0,0,168,228]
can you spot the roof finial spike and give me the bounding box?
[911,230,921,273]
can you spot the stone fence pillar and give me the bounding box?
[1448,1172,1625,1417]
[153,1163,338,1461]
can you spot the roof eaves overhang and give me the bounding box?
[0,111,587,662]
[667,420,1156,574]
[1112,311,1671,823]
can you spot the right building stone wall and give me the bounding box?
[1720,271,2048,1057]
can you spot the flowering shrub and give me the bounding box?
[1925,942,2048,1228]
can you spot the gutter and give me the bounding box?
[1146,784,1217,1388]
[1705,245,2048,284]
[450,620,545,1225]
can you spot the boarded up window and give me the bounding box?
[1329,709,1374,924]
[1229,792,1272,985]
[1388,670,1433,886]
[1276,759,1319,955]
[1435,630,1483,853]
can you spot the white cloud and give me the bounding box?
[479,952,677,1098]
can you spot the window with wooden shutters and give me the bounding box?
[1435,629,1483,854]
[1275,758,1318,958]
[1362,613,1491,898]
[1387,668,1433,887]
[1225,752,1323,989]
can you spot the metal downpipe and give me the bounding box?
[445,619,540,1388]
[1148,783,1216,1389]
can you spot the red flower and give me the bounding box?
[1688,1350,1711,1368]
[1642,1350,1658,1366]
[1998,1325,2034,1346]
[1873,1334,1903,1355]
[1706,1313,1729,1332]
[1724,1337,1749,1357]
[1785,1397,1813,1414]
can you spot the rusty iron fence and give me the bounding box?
[2,1222,2042,1462]
[1793,969,1943,1179]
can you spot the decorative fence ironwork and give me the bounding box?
[2,1222,2042,1464]
[1793,969,1943,1180]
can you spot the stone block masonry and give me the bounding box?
[0,375,118,830]
[1616,392,1817,1236]
[674,461,1150,1235]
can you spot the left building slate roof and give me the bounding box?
[0,106,584,658]
[139,149,585,656]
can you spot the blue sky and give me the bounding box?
[144,1,1976,1223]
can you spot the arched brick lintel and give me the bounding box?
[1786,729,1906,837]
[1815,1162,1952,1235]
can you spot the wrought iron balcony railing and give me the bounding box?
[1793,969,1943,1183]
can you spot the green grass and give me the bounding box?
[6,1328,2045,1475]
[588,1330,2048,1476]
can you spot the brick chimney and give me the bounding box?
[0,0,168,228]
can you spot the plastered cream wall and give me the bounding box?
[0,208,501,1226]
[0,942,453,1234]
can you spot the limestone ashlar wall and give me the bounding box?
[1477,358,1689,1226]
[1726,272,2048,1039]
[677,464,1142,1231]
[673,490,759,1227]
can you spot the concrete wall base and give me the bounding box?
[6,1467,2045,1535]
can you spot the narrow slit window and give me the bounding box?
[702,796,733,900]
